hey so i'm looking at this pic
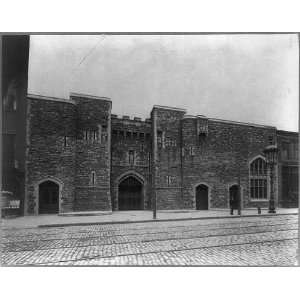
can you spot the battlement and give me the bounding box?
[111,114,151,123]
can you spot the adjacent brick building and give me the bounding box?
[23,92,298,215]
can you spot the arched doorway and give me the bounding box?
[229,185,240,209]
[196,184,209,210]
[39,180,59,214]
[118,176,143,210]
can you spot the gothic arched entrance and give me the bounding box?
[39,180,59,214]
[118,176,143,210]
[196,184,209,210]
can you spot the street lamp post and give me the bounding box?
[263,145,279,214]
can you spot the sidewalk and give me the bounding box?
[1,208,298,229]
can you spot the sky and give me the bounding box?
[28,34,299,131]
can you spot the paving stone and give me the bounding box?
[1,215,298,266]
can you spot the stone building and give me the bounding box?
[1,35,30,213]
[21,92,298,215]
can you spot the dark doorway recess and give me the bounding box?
[196,184,208,210]
[118,176,143,210]
[39,181,59,214]
[229,185,240,209]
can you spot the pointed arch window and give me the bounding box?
[250,157,267,200]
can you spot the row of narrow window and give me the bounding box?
[62,126,108,147]
[128,150,151,165]
[113,130,151,141]
[166,175,176,186]
[83,125,107,141]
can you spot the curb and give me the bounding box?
[38,212,298,228]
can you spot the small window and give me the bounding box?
[281,142,289,160]
[139,132,145,140]
[166,175,170,186]
[64,136,68,148]
[89,131,92,140]
[13,99,17,111]
[93,130,98,140]
[112,130,118,136]
[126,131,132,139]
[91,171,96,186]
[133,132,138,139]
[119,131,125,138]
[157,131,162,145]
[84,130,89,140]
[102,125,107,132]
[268,135,274,145]
[190,146,195,156]
[166,175,175,186]
[146,133,151,140]
[129,150,135,165]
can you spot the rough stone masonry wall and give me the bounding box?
[181,118,277,209]
[153,107,186,209]
[25,98,77,215]
[111,116,152,210]
[72,95,112,211]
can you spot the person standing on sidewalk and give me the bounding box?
[230,194,235,215]
[230,186,241,216]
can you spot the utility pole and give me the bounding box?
[152,108,157,219]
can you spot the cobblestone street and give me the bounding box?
[1,214,298,266]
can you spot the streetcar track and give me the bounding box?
[2,214,297,237]
[19,237,298,266]
[2,221,298,250]
[2,227,298,254]
[2,219,297,244]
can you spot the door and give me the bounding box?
[229,185,239,209]
[39,180,59,214]
[196,184,208,210]
[118,176,143,210]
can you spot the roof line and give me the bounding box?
[153,105,186,112]
[208,117,277,129]
[27,93,75,104]
[277,129,299,135]
[70,92,111,102]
